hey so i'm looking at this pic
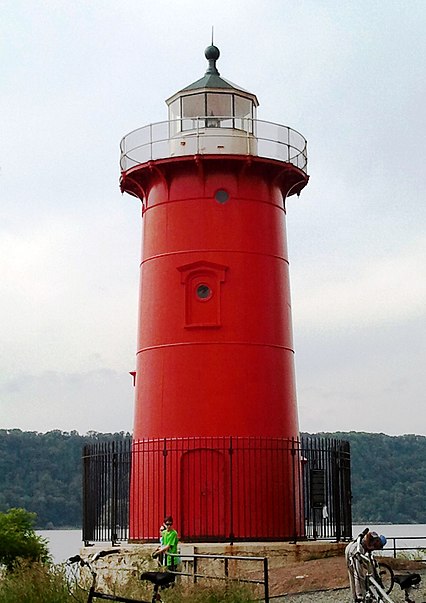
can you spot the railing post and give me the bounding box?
[263,557,270,603]
[196,118,200,154]
[287,126,290,162]
[149,123,153,160]
[246,121,250,155]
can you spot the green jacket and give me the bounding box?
[162,528,178,566]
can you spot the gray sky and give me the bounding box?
[1,1,425,436]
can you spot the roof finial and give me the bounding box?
[211,25,214,45]
[204,39,220,76]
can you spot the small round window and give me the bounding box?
[196,284,212,300]
[215,189,229,204]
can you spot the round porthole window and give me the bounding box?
[215,189,229,204]
[196,284,212,300]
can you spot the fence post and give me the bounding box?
[334,443,342,542]
[82,445,94,544]
[291,437,297,543]
[229,436,234,544]
[111,441,118,544]
[163,438,168,519]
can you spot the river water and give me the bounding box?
[37,529,84,564]
[38,525,426,564]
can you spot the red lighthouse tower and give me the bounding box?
[120,46,309,541]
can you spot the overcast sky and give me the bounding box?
[1,1,425,436]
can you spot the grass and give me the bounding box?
[97,570,257,603]
[0,560,84,603]
[0,561,257,603]
[161,581,256,603]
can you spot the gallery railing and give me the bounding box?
[120,117,308,173]
[82,435,351,544]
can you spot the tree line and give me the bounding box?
[0,429,424,528]
[0,430,131,528]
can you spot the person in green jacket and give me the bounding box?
[153,515,179,571]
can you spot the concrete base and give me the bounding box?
[185,540,347,568]
[80,540,347,588]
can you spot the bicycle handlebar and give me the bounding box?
[68,549,121,566]
[92,549,121,561]
[68,554,83,564]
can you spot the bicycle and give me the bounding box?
[68,549,175,603]
[358,540,425,603]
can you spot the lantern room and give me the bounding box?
[166,45,259,155]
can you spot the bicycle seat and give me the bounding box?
[140,571,176,587]
[394,573,421,590]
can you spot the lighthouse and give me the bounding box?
[120,45,309,542]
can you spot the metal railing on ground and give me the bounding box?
[384,537,426,560]
[170,552,270,603]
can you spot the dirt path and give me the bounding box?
[266,555,426,599]
[268,556,349,596]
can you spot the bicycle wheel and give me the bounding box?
[377,562,394,594]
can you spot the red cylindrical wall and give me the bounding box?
[122,154,308,540]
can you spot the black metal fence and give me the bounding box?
[302,436,352,541]
[83,439,131,544]
[82,435,351,544]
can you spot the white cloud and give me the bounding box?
[292,236,426,330]
[0,369,133,434]
[0,0,425,435]
[0,210,139,375]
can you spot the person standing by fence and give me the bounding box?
[153,515,179,571]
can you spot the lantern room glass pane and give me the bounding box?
[169,98,181,136]
[169,98,181,120]
[235,96,252,119]
[235,96,254,133]
[206,93,232,117]
[182,94,205,118]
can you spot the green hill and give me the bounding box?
[328,431,426,524]
[0,429,130,528]
[0,429,424,528]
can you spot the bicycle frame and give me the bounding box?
[88,587,150,603]
[359,553,394,602]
